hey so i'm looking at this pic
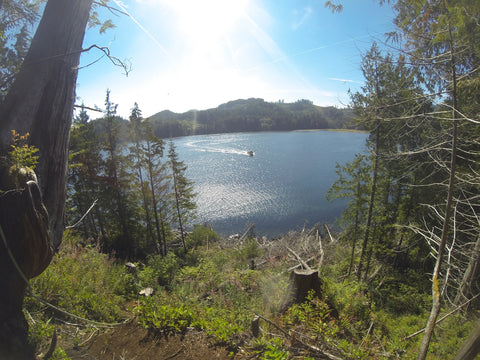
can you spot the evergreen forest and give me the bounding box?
[1,0,480,359]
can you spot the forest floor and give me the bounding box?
[61,320,239,360]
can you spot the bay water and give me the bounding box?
[173,131,367,238]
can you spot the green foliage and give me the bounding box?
[21,228,479,359]
[27,316,71,359]
[50,348,70,360]
[239,237,263,260]
[260,338,289,360]
[0,0,40,98]
[135,296,247,344]
[147,98,353,138]
[27,316,54,350]
[139,252,180,289]
[168,139,197,250]
[9,130,39,169]
[136,297,197,334]
[186,224,219,248]
[27,243,127,323]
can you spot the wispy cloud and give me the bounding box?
[292,7,313,30]
[329,77,362,84]
[111,0,171,60]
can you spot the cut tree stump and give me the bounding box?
[281,269,322,312]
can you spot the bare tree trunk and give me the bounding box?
[358,119,380,280]
[348,182,361,277]
[0,0,93,358]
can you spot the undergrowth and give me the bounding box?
[24,226,478,359]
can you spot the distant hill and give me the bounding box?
[147,98,353,138]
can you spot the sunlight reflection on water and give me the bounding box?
[174,131,367,237]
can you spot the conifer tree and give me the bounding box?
[167,139,196,251]
[144,129,171,255]
[99,89,140,257]
[129,103,157,251]
[327,154,370,277]
[68,105,104,241]
[128,103,171,255]
[389,1,480,357]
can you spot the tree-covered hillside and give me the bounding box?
[147,98,353,138]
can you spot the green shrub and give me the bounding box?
[186,225,219,248]
[239,238,262,260]
[136,297,198,335]
[27,245,125,323]
[140,252,180,288]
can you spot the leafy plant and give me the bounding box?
[260,338,289,360]
[26,242,126,323]
[136,297,198,335]
[9,130,39,169]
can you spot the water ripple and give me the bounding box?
[174,131,367,237]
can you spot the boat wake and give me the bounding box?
[186,139,252,156]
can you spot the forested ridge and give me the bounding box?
[1,0,480,359]
[147,98,353,137]
[86,97,353,140]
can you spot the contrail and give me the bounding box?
[111,0,172,61]
[329,78,361,84]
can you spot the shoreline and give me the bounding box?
[294,128,367,133]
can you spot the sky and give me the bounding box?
[76,0,397,119]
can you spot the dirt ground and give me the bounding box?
[58,320,250,360]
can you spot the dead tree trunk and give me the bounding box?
[0,0,93,358]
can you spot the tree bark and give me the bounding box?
[0,0,93,250]
[455,235,480,305]
[280,269,323,312]
[358,118,380,280]
[453,320,480,360]
[0,0,93,358]
[0,182,51,359]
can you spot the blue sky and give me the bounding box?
[76,0,397,118]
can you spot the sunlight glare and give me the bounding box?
[171,0,249,41]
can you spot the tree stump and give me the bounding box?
[251,315,260,337]
[280,269,322,312]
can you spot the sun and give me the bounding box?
[169,0,250,42]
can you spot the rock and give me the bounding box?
[139,287,154,297]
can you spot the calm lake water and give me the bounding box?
[173,131,367,237]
